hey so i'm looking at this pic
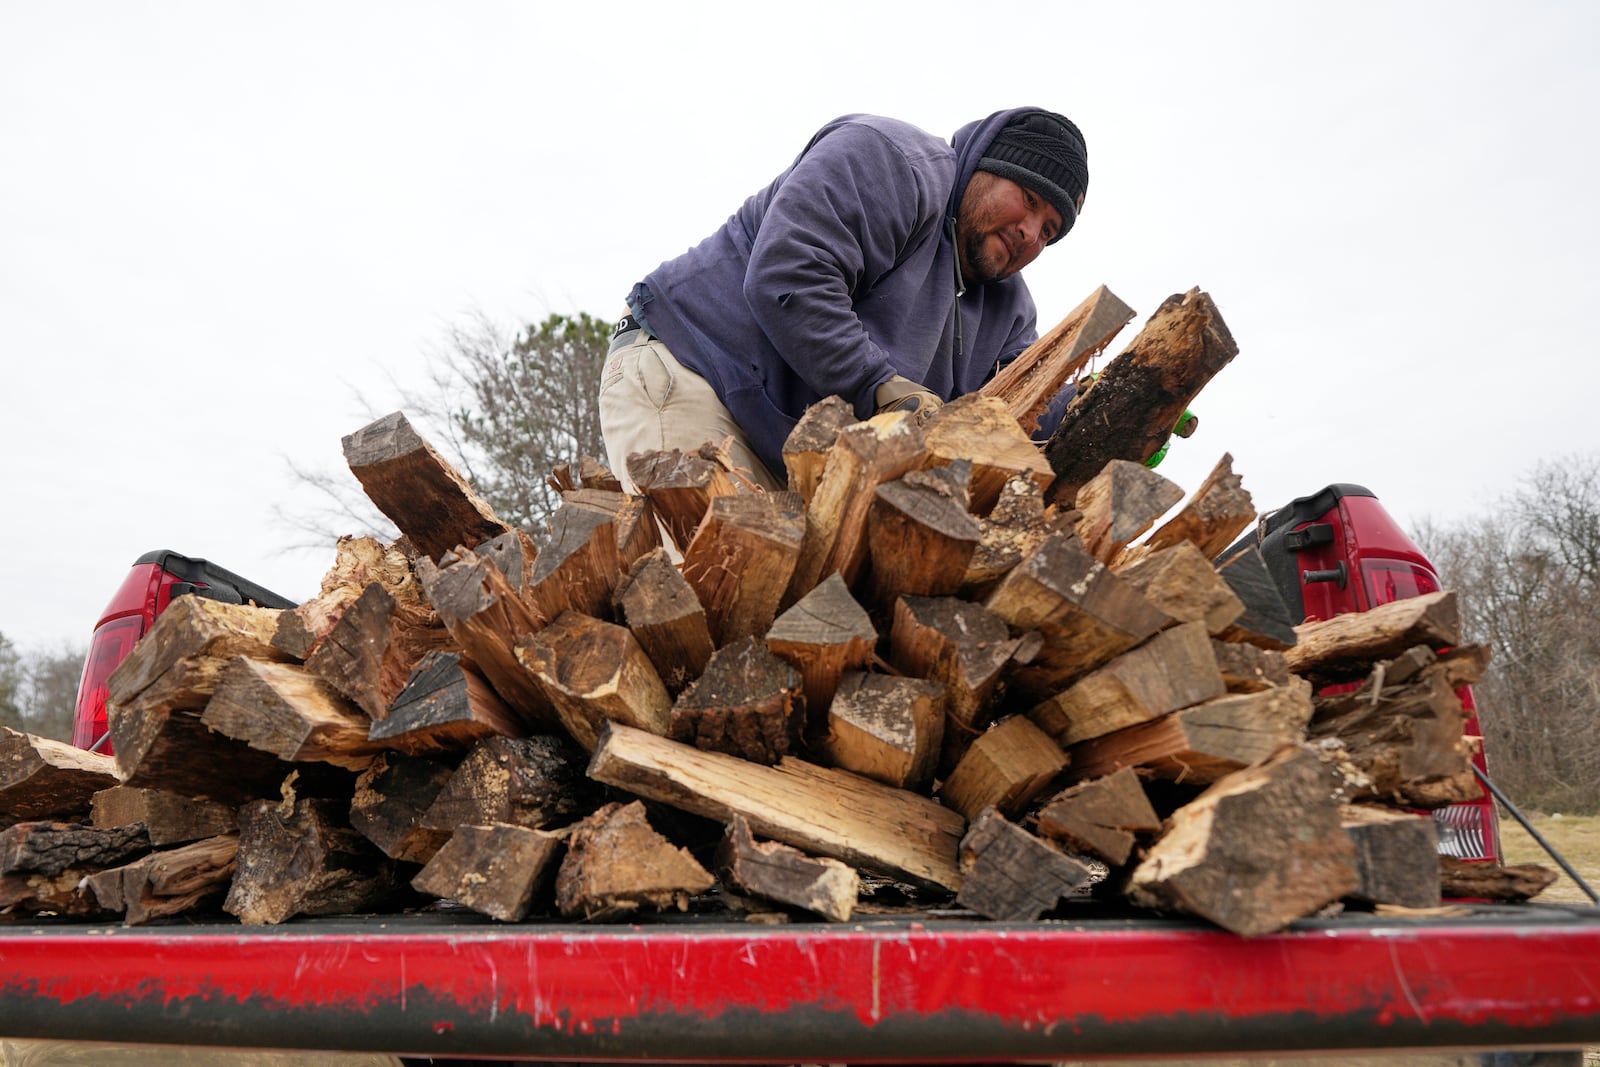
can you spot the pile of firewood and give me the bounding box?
[0,288,1553,935]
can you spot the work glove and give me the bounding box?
[874,375,943,424]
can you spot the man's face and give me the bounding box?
[954,171,1065,286]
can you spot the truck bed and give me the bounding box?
[3,904,1598,1061]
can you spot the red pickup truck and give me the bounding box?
[2,486,1595,1063]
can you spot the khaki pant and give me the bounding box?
[598,327,783,493]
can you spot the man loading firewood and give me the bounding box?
[599,107,1089,492]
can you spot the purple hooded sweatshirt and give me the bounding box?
[627,108,1050,478]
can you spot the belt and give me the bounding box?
[612,313,648,340]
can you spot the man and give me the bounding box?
[600,107,1088,491]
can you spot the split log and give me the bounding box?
[1028,622,1225,748]
[224,795,397,925]
[888,596,1023,768]
[273,535,421,659]
[563,489,661,569]
[92,786,238,846]
[1341,805,1442,909]
[0,821,149,876]
[1119,453,1254,567]
[938,715,1067,821]
[787,411,926,604]
[716,814,858,922]
[367,651,523,753]
[107,596,287,721]
[1065,676,1314,785]
[961,473,1054,597]
[412,822,565,921]
[1286,590,1460,681]
[1074,460,1184,565]
[1439,856,1557,902]
[548,455,622,495]
[342,410,512,561]
[819,672,945,791]
[1035,767,1162,866]
[554,800,715,921]
[588,724,966,891]
[681,492,805,644]
[419,735,597,836]
[922,395,1054,514]
[348,751,458,863]
[1043,288,1239,503]
[0,730,119,823]
[1308,645,1480,808]
[516,612,672,753]
[1213,544,1300,650]
[1127,746,1359,937]
[414,543,556,729]
[866,463,983,607]
[765,574,876,722]
[627,447,742,551]
[303,581,453,722]
[984,531,1170,700]
[525,502,629,623]
[979,283,1137,436]
[955,809,1098,921]
[615,548,716,695]
[669,636,802,765]
[1212,638,1292,692]
[782,396,857,506]
[84,834,238,925]
[1116,541,1245,634]
[202,657,380,770]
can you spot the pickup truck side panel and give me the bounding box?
[1,913,1597,1060]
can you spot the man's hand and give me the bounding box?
[874,375,943,423]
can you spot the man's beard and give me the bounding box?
[960,228,1008,287]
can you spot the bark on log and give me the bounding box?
[411,822,565,921]
[0,821,150,876]
[348,751,458,863]
[84,834,239,926]
[554,800,715,921]
[273,535,421,660]
[91,786,239,846]
[303,581,453,722]
[525,502,629,623]
[1341,804,1442,909]
[1213,544,1300,651]
[0,730,119,823]
[782,396,857,506]
[1211,638,1292,692]
[1116,541,1245,634]
[715,814,859,922]
[1118,453,1254,567]
[419,735,597,836]
[224,795,396,925]
[955,809,1097,921]
[1439,856,1557,902]
[367,650,524,753]
[1043,288,1239,503]
[888,596,1023,768]
[1127,746,1359,937]
[1286,590,1461,681]
[670,636,803,765]
[961,473,1055,597]
[627,448,741,552]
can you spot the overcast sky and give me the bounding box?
[3,2,1597,652]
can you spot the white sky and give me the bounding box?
[3,2,1597,651]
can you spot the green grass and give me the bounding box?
[1496,809,1600,905]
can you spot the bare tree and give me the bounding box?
[0,632,86,742]
[276,310,610,546]
[1416,454,1600,813]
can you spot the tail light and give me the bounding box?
[1434,799,1501,861]
[70,615,146,754]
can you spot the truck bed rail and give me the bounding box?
[3,906,1598,1061]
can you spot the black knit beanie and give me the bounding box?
[976,110,1089,242]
